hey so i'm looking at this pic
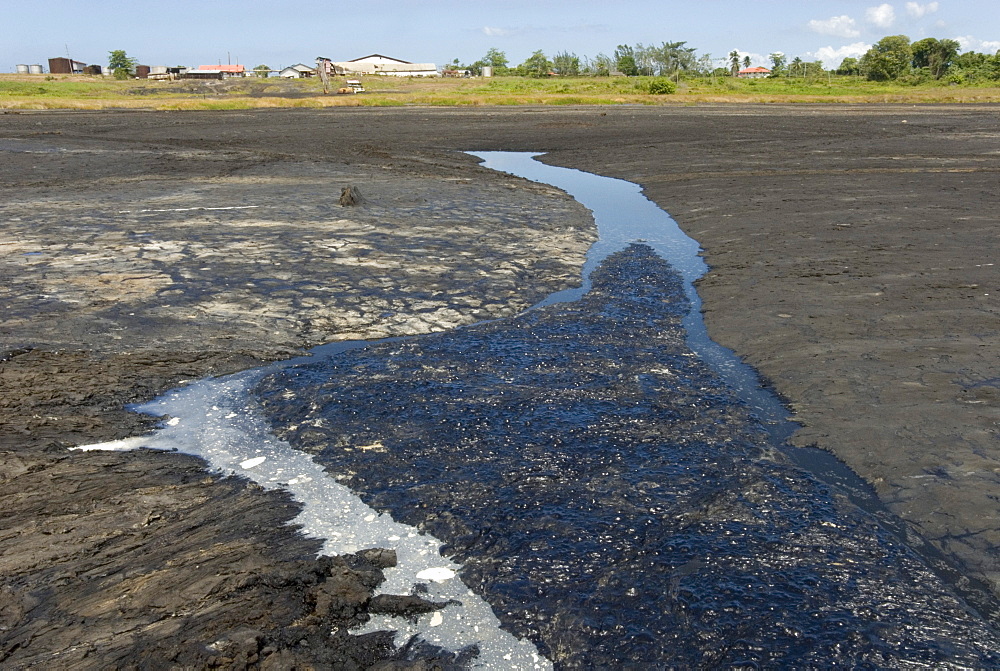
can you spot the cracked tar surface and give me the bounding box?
[2,106,999,666]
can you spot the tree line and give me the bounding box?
[452,37,1000,83]
[841,36,1000,83]
[451,42,705,78]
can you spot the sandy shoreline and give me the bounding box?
[2,105,999,664]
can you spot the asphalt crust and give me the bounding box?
[1,105,999,665]
[255,244,1000,667]
[1,110,596,668]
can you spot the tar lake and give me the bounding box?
[79,152,1000,668]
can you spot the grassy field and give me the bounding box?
[2,72,1000,109]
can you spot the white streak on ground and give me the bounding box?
[117,206,262,214]
[74,370,550,670]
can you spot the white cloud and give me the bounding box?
[866,4,896,28]
[955,35,1000,53]
[809,42,872,69]
[809,15,860,38]
[482,26,510,37]
[905,2,939,18]
[744,52,770,68]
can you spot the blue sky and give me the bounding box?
[3,0,999,72]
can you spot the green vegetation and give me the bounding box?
[108,50,137,80]
[552,51,580,76]
[643,78,677,95]
[852,35,995,84]
[457,35,1000,86]
[520,50,553,78]
[0,77,132,98]
[6,29,1000,111]
[860,35,913,81]
[912,38,960,79]
[4,72,1000,111]
[616,45,640,76]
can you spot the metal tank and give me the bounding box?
[28,64,43,74]
[15,64,29,74]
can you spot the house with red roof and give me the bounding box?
[737,66,771,79]
[196,64,246,78]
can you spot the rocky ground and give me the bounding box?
[1,105,999,665]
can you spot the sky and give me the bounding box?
[3,0,1000,73]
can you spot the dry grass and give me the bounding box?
[3,72,1000,110]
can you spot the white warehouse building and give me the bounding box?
[332,54,437,77]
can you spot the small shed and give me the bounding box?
[48,57,87,74]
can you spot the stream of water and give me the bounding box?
[472,153,880,502]
[76,152,1000,667]
[472,153,999,622]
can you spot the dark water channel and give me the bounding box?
[248,153,1000,666]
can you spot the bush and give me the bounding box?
[644,77,677,94]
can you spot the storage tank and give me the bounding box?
[28,64,43,74]
[135,65,150,79]
[482,66,493,78]
[15,64,30,74]
[150,65,167,75]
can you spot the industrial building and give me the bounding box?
[48,57,87,74]
[332,54,437,77]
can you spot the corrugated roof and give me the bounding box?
[198,64,245,72]
[347,54,412,64]
[738,66,771,73]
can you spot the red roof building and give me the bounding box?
[737,66,771,79]
[198,64,245,74]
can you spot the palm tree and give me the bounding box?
[790,56,804,78]
[729,50,741,76]
[742,56,751,70]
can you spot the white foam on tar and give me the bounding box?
[417,567,457,582]
[74,369,550,670]
[117,205,262,214]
